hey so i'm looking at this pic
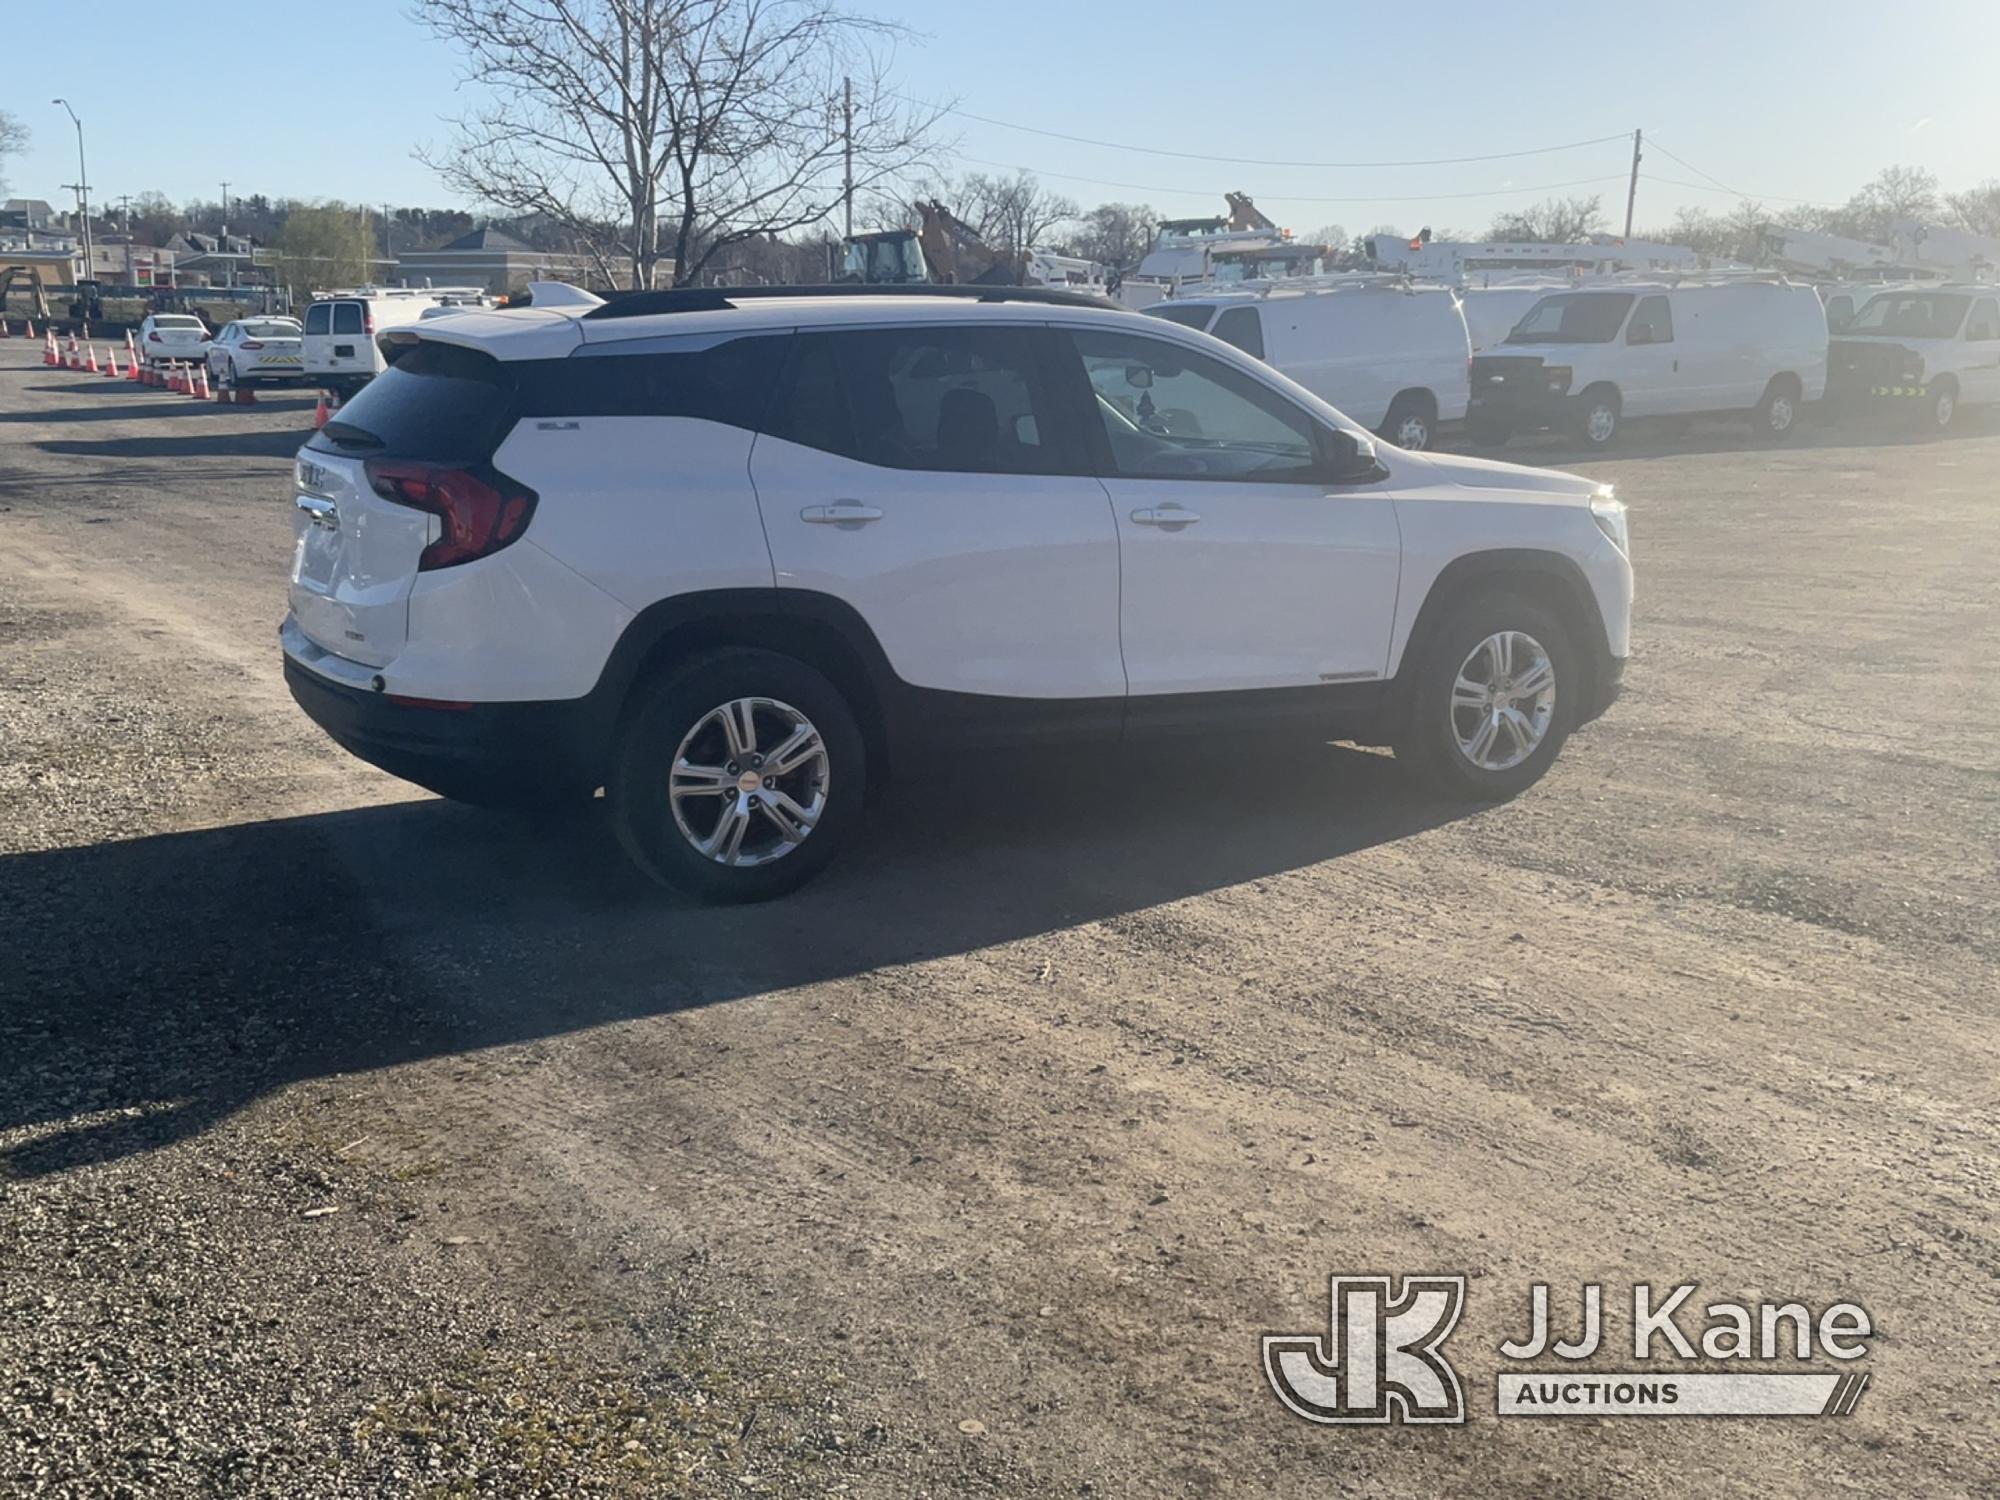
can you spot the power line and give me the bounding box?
[1642,141,1836,206]
[918,94,1631,171]
[957,154,1629,207]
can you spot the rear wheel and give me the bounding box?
[608,649,865,902]
[1396,594,1578,801]
[1575,386,1621,449]
[1925,379,1958,433]
[1381,391,1438,451]
[1749,376,1802,442]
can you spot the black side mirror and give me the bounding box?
[1322,427,1382,484]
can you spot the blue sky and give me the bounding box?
[8,0,1998,238]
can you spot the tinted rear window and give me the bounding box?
[331,303,365,335]
[1145,304,1214,331]
[154,315,203,329]
[304,303,330,334]
[519,334,784,427]
[310,341,514,461]
[240,320,299,338]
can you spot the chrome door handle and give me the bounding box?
[800,502,884,526]
[295,495,338,529]
[1131,506,1201,528]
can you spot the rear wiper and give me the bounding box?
[318,421,383,450]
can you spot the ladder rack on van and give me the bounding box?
[1169,271,1434,300]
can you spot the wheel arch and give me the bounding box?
[588,588,898,784]
[1392,549,1611,716]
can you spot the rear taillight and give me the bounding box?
[241,340,264,350]
[363,306,375,336]
[147,331,162,342]
[364,459,537,571]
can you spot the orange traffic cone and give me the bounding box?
[105,347,121,378]
[44,333,58,366]
[128,351,142,381]
[85,345,100,374]
[312,392,331,429]
[166,365,182,393]
[191,364,210,400]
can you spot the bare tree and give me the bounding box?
[1062,202,1158,269]
[414,0,944,288]
[0,109,26,198]
[1487,195,1604,243]
[914,171,1078,260]
[1825,164,1940,243]
[1945,180,2000,239]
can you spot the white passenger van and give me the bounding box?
[1467,279,1829,448]
[1827,284,2000,431]
[304,287,483,397]
[1147,281,1472,450]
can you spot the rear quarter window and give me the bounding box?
[519,334,784,427]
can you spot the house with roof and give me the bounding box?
[392,226,638,293]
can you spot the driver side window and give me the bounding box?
[1066,329,1320,482]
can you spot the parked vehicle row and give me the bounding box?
[302,287,488,398]
[1144,275,1996,451]
[282,285,1632,902]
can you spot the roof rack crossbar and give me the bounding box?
[580,282,1114,320]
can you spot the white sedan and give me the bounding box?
[136,313,211,367]
[207,316,306,386]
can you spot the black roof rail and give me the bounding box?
[580,282,1117,320]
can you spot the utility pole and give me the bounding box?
[220,181,232,287]
[52,100,93,279]
[1623,128,1643,241]
[842,76,854,241]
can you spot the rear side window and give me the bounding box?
[521,334,783,428]
[310,341,514,461]
[1968,300,1999,342]
[304,303,330,334]
[1144,304,1214,331]
[1210,306,1265,359]
[766,326,1073,476]
[331,302,364,335]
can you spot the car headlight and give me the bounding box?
[1590,487,1629,556]
[1546,365,1573,395]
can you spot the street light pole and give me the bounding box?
[220,181,232,287]
[52,99,93,279]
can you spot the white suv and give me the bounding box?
[283,286,1632,901]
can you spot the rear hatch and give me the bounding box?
[288,341,530,668]
[303,299,375,377]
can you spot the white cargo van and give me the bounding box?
[1467,279,1829,448]
[1827,285,2000,431]
[303,288,472,397]
[1145,282,1472,450]
[1459,283,1568,354]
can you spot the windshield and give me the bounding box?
[1506,293,1636,345]
[1845,292,1970,339]
[840,235,926,285]
[239,320,300,338]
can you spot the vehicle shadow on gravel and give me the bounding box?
[0,399,315,426]
[0,746,1464,1178]
[1455,407,1999,464]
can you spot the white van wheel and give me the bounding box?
[1751,376,1802,442]
[1382,392,1437,451]
[1930,382,1958,430]
[1576,387,1621,449]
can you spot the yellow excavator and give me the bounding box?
[839,200,1030,286]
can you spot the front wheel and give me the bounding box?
[1575,387,1621,449]
[1926,380,1958,433]
[1396,595,1578,800]
[608,649,865,902]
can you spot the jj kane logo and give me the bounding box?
[1266,1276,1874,1425]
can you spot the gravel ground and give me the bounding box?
[2,342,1996,1498]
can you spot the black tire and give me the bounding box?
[1748,375,1802,442]
[1574,385,1621,449]
[1467,412,1514,448]
[607,648,865,902]
[1380,391,1438,451]
[1395,593,1579,801]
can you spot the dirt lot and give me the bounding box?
[2,340,1996,1498]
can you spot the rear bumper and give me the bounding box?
[284,643,603,797]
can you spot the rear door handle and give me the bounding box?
[801,502,884,526]
[1131,506,1201,528]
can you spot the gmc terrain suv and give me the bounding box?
[283,285,1632,901]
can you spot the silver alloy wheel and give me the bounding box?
[1450,630,1557,772]
[1395,413,1431,450]
[668,696,829,866]
[1767,394,1795,432]
[1935,389,1955,427]
[1584,402,1617,445]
